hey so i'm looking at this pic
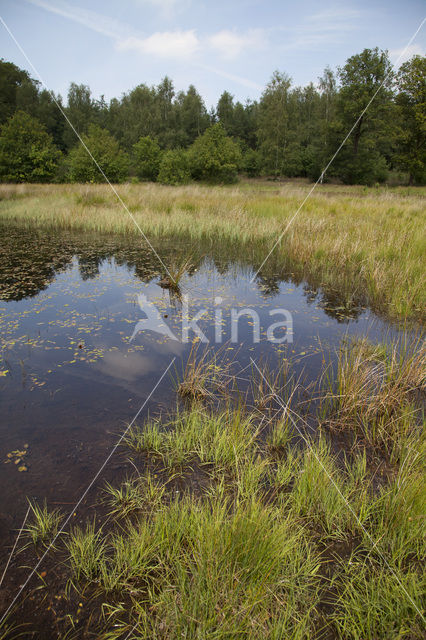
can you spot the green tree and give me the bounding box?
[156,76,178,147]
[216,91,257,148]
[242,148,261,177]
[395,55,426,184]
[217,91,235,134]
[63,83,99,150]
[0,110,60,182]
[257,71,292,175]
[189,123,241,183]
[175,85,210,146]
[108,84,159,150]
[67,125,129,183]
[158,149,190,185]
[306,67,338,180]
[36,89,66,151]
[133,136,162,181]
[0,59,38,124]
[331,48,394,184]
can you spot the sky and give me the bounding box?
[1,0,425,107]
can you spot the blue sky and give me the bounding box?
[1,0,425,107]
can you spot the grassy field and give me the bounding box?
[0,181,425,320]
[10,337,425,639]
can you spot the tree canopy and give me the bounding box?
[189,123,242,183]
[0,50,425,185]
[67,125,129,183]
[0,110,60,182]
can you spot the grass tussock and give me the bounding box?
[158,255,193,291]
[23,500,64,549]
[0,181,424,319]
[327,337,425,452]
[176,343,236,401]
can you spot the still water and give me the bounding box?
[0,223,400,540]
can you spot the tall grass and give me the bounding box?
[0,181,424,319]
[326,337,425,452]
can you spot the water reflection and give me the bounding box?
[1,222,365,321]
[0,221,401,538]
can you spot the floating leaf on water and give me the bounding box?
[18,465,28,472]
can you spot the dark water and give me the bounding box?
[0,223,401,543]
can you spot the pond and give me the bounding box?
[0,222,402,546]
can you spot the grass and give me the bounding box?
[13,335,425,638]
[0,186,423,639]
[103,473,165,519]
[325,336,425,454]
[57,398,424,639]
[39,338,424,638]
[0,181,425,319]
[158,255,193,291]
[23,500,64,549]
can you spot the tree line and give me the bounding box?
[0,48,424,186]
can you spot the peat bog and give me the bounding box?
[0,183,424,639]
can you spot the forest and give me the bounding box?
[0,47,425,186]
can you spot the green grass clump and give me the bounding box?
[66,493,321,638]
[104,473,165,519]
[66,521,106,583]
[61,416,424,639]
[327,336,425,452]
[127,406,259,473]
[24,500,63,548]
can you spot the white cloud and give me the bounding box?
[25,0,262,90]
[209,29,265,59]
[27,1,199,59]
[118,30,199,59]
[390,43,425,66]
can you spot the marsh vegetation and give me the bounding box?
[1,181,425,320]
[4,337,425,639]
[0,180,424,639]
